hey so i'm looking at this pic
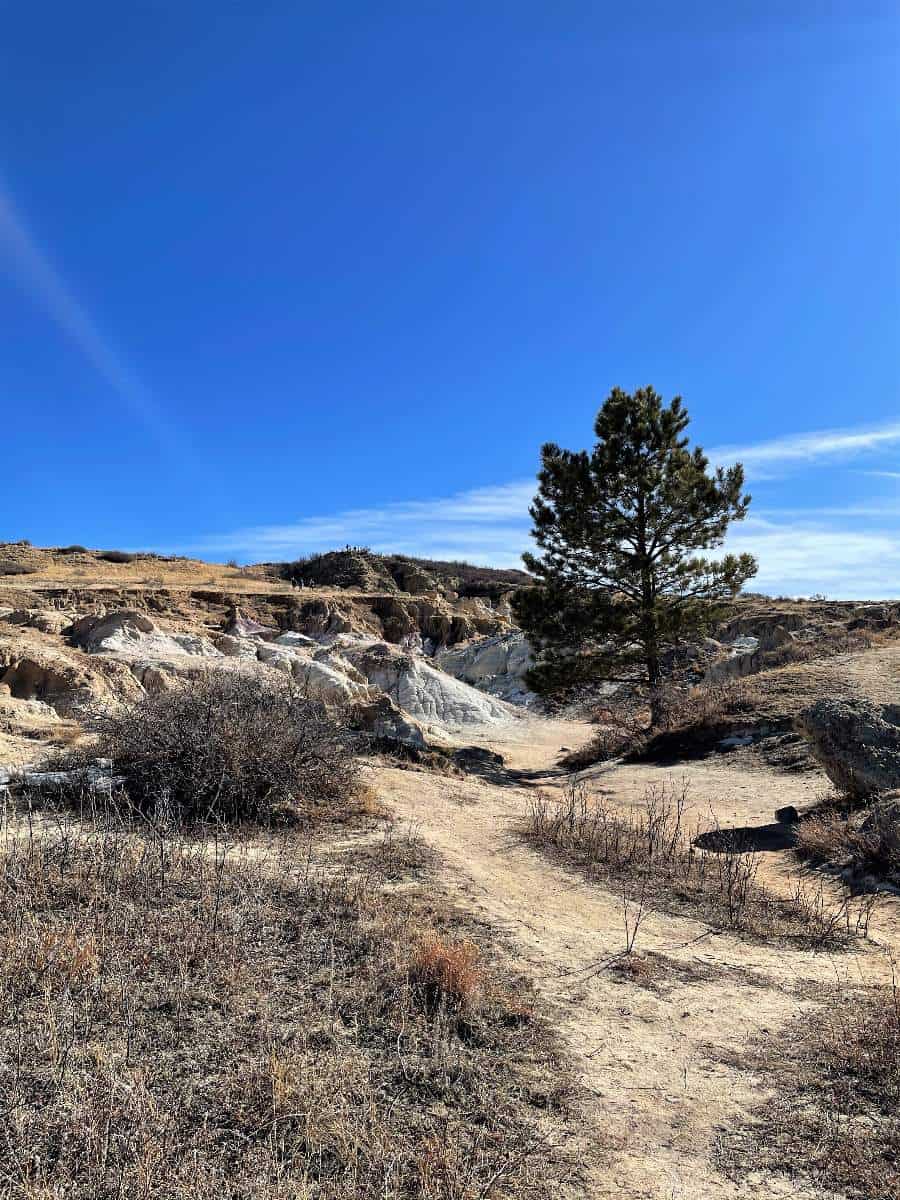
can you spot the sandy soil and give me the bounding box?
[366,695,898,1199]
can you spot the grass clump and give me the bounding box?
[797,800,900,883]
[526,779,874,946]
[410,934,482,1016]
[0,817,576,1199]
[58,671,360,826]
[719,975,900,1199]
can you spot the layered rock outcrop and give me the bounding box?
[343,642,514,729]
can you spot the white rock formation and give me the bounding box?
[291,657,371,705]
[69,611,222,660]
[214,634,260,659]
[345,643,514,728]
[435,631,535,705]
[274,631,319,650]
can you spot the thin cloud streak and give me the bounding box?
[709,421,900,470]
[178,480,536,567]
[0,184,179,455]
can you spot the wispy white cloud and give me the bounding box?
[721,515,900,600]
[0,184,179,455]
[709,421,900,474]
[178,480,536,568]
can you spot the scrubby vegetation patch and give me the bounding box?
[56,672,360,826]
[0,819,577,1199]
[526,780,874,946]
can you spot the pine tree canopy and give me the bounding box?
[512,386,758,715]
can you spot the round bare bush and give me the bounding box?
[80,671,359,825]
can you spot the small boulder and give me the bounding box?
[351,694,426,750]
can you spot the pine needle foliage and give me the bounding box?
[513,386,757,722]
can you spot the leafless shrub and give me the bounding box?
[56,671,360,826]
[562,704,647,767]
[564,680,756,767]
[787,879,878,946]
[620,874,650,955]
[654,679,755,730]
[526,779,870,945]
[0,817,576,1199]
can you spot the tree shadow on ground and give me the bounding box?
[452,747,578,789]
[694,822,797,854]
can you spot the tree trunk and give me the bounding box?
[636,492,663,728]
[647,650,663,728]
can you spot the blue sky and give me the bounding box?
[1,2,898,597]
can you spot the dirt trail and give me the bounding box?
[369,707,896,1199]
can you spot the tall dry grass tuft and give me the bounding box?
[410,934,481,1015]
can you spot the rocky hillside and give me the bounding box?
[0,543,537,766]
[2,540,899,771]
[268,549,530,600]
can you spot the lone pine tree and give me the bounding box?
[513,386,757,726]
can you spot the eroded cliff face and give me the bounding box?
[0,574,532,763]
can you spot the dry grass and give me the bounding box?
[797,803,900,882]
[526,780,874,946]
[0,813,577,1199]
[760,625,881,670]
[341,822,437,881]
[410,934,482,1015]
[718,973,900,1199]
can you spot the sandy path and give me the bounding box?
[369,711,896,1199]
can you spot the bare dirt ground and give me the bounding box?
[364,646,900,1198]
